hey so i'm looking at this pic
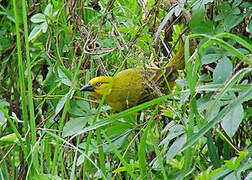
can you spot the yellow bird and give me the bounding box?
[81,41,185,112]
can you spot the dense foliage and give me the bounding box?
[0,0,251,179]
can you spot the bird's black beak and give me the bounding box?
[80,84,95,92]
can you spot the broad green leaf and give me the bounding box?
[44,4,53,17]
[190,1,205,33]
[68,100,91,116]
[191,20,215,34]
[166,134,186,159]
[221,103,244,137]
[105,120,135,135]
[55,94,68,116]
[215,12,229,21]
[202,53,222,64]
[42,66,59,90]
[160,124,185,148]
[57,66,72,86]
[41,22,48,33]
[241,2,252,8]
[232,0,242,8]
[213,56,233,84]
[231,8,240,15]
[217,2,232,11]
[30,13,46,23]
[223,172,236,180]
[224,14,245,32]
[62,117,91,137]
[103,133,129,153]
[28,24,42,42]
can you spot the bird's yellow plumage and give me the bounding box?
[81,40,185,112]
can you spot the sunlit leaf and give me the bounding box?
[30,13,46,23]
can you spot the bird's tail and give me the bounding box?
[165,38,185,70]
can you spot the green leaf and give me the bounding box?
[191,20,215,34]
[166,134,186,159]
[0,133,17,143]
[103,132,137,179]
[63,100,94,137]
[30,13,46,23]
[105,120,135,135]
[62,116,90,137]
[215,12,229,21]
[28,24,42,42]
[42,66,59,91]
[206,131,221,169]
[57,66,72,86]
[217,2,232,11]
[232,0,242,8]
[160,124,185,149]
[103,133,129,153]
[44,4,53,18]
[231,8,241,15]
[68,100,91,116]
[202,53,222,64]
[213,56,233,84]
[41,22,48,33]
[190,1,205,33]
[224,14,245,32]
[32,174,61,180]
[241,2,252,8]
[55,94,68,116]
[221,103,244,137]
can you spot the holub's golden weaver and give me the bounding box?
[81,41,185,112]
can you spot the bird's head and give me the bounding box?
[80,76,112,100]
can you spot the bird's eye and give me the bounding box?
[96,82,102,86]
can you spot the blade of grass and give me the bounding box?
[206,131,221,169]
[216,33,252,51]
[183,36,200,175]
[139,105,159,180]
[21,0,38,169]
[149,130,168,179]
[44,130,106,179]
[12,0,29,158]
